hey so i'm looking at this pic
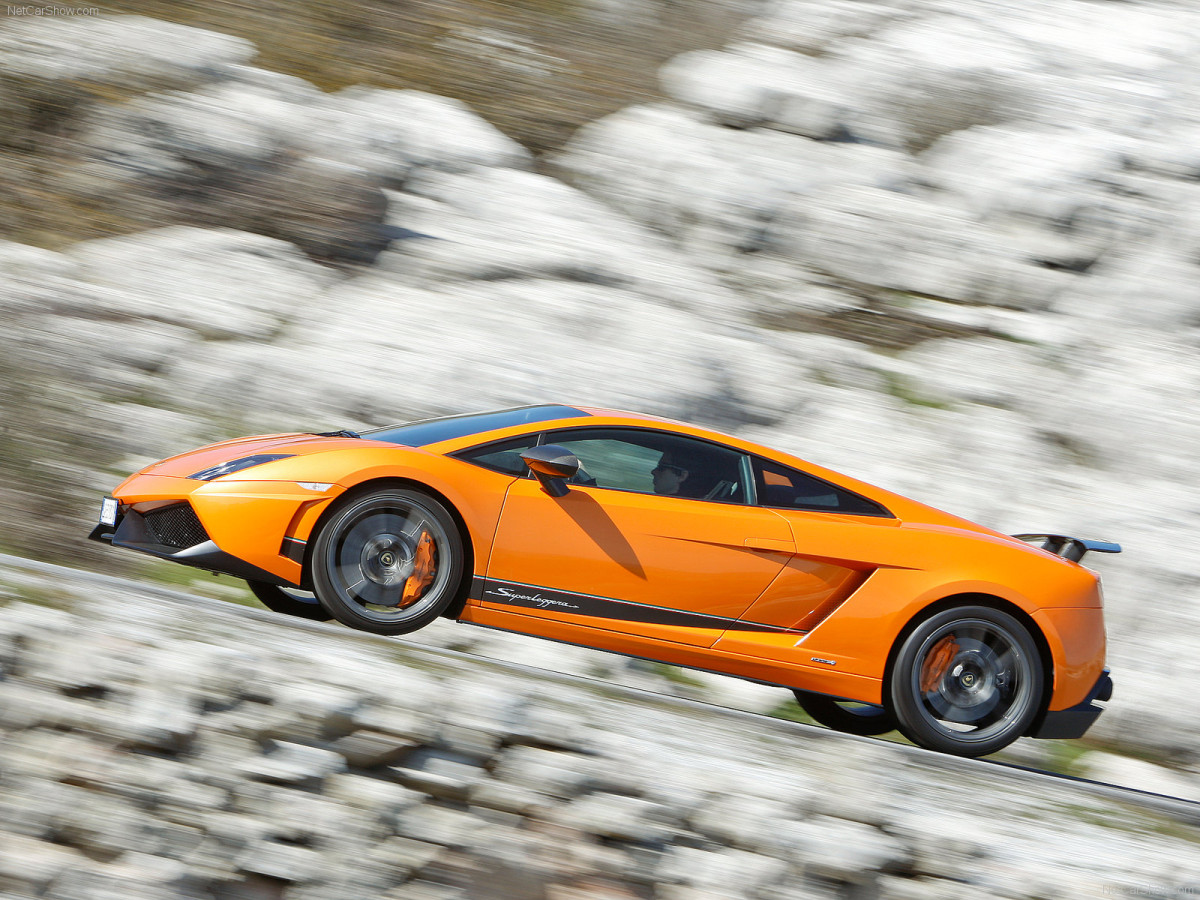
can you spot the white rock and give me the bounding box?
[77,75,393,261]
[317,88,532,187]
[238,741,347,787]
[1055,245,1200,329]
[1079,752,1200,803]
[382,167,737,316]
[656,846,789,894]
[777,185,1067,309]
[81,70,322,182]
[67,228,332,340]
[820,15,1043,151]
[784,816,910,883]
[553,793,675,843]
[237,841,324,882]
[0,14,253,94]
[921,126,1160,266]
[660,43,827,130]
[741,0,908,56]
[560,103,916,247]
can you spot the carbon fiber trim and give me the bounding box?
[144,504,209,550]
[475,577,807,634]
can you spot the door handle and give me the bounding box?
[744,537,794,553]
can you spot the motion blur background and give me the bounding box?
[2,0,1200,896]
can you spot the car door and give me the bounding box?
[479,427,796,648]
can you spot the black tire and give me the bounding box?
[793,690,897,736]
[311,487,464,635]
[247,581,333,621]
[890,605,1044,757]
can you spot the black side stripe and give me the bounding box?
[472,576,807,634]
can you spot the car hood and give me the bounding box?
[137,433,378,478]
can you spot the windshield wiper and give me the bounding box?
[313,429,361,439]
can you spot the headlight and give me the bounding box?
[188,454,294,481]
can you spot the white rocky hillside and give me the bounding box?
[0,1,1199,781]
[0,555,1198,900]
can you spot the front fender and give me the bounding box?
[280,449,518,581]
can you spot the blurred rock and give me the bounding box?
[552,793,676,843]
[65,227,331,341]
[0,560,1197,899]
[73,71,394,263]
[558,102,916,251]
[317,88,533,187]
[0,15,254,151]
[237,740,347,788]
[1080,752,1200,803]
[236,841,323,882]
[770,185,1073,309]
[740,0,906,56]
[381,166,734,315]
[660,44,823,131]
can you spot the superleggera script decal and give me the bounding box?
[473,577,807,634]
[484,585,581,611]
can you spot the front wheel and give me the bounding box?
[890,605,1044,757]
[793,690,897,736]
[311,488,465,635]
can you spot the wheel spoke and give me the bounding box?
[992,648,1016,682]
[377,512,413,539]
[399,513,431,540]
[349,579,402,609]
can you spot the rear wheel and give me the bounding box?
[793,690,897,736]
[311,488,464,635]
[247,581,332,621]
[890,605,1043,757]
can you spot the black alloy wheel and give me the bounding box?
[311,488,464,635]
[890,605,1043,757]
[793,690,898,736]
[247,581,333,621]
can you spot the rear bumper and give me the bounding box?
[1030,668,1112,740]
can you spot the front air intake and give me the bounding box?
[144,504,210,550]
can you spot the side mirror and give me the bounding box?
[520,445,580,498]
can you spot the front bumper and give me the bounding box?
[1030,668,1112,740]
[89,503,292,586]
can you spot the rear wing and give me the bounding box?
[1013,534,1122,563]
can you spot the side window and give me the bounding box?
[453,435,541,477]
[754,458,891,517]
[544,427,749,503]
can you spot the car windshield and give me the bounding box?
[363,405,589,447]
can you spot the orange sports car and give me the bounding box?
[91,404,1120,757]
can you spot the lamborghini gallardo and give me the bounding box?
[91,404,1120,756]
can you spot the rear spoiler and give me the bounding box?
[1013,534,1122,563]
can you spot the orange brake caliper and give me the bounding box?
[920,635,959,693]
[400,532,436,608]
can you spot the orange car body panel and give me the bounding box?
[107,407,1110,717]
[484,477,794,647]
